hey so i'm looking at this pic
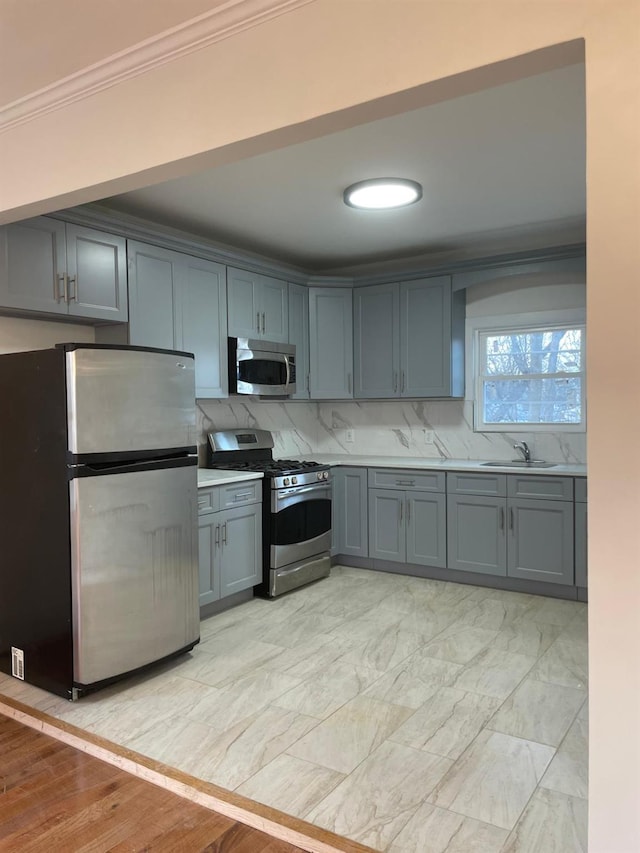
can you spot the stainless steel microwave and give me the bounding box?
[228,338,296,396]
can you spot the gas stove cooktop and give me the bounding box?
[206,429,331,487]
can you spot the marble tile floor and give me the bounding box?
[0,567,588,852]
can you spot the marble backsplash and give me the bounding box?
[196,398,586,465]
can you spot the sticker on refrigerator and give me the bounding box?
[11,647,24,680]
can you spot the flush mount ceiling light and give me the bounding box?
[343,178,423,210]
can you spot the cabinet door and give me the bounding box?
[447,494,507,576]
[400,276,452,397]
[260,275,288,342]
[407,492,446,568]
[574,501,588,588]
[0,217,67,314]
[219,503,262,597]
[309,287,353,399]
[368,488,405,563]
[508,498,574,585]
[127,241,179,351]
[334,467,368,557]
[227,267,259,338]
[353,283,399,398]
[66,225,128,322]
[198,515,220,606]
[288,283,309,399]
[179,256,228,398]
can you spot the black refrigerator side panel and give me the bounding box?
[0,348,74,699]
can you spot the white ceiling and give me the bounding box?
[101,63,586,273]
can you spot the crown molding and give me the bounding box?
[0,0,315,133]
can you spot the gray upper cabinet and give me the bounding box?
[353,276,465,399]
[0,216,127,322]
[400,276,465,397]
[288,282,310,399]
[332,467,368,558]
[227,267,288,342]
[353,283,399,397]
[308,286,353,399]
[126,241,228,398]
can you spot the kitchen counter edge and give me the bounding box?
[294,455,586,477]
[197,470,264,488]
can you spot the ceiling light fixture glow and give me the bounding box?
[343,178,423,210]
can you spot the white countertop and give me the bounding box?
[197,469,263,487]
[293,454,587,477]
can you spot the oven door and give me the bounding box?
[270,482,331,567]
[234,343,296,396]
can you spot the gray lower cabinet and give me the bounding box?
[114,241,227,398]
[197,483,262,607]
[446,473,575,585]
[574,478,588,588]
[447,493,507,576]
[332,467,368,557]
[368,469,446,568]
[0,216,127,322]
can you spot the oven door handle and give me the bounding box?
[276,484,331,500]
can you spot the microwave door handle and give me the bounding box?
[284,354,291,388]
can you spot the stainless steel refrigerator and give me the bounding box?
[0,343,200,699]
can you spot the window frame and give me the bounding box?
[468,310,586,433]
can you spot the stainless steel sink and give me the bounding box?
[481,461,557,468]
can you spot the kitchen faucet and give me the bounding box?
[513,441,531,463]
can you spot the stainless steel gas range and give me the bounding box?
[206,429,331,597]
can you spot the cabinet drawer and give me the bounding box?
[574,478,587,503]
[220,480,261,508]
[507,475,573,501]
[197,487,220,515]
[368,468,445,493]
[446,472,507,497]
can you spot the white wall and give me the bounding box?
[2,2,639,848]
[0,315,94,354]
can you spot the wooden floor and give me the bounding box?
[0,714,306,852]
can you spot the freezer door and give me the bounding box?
[66,346,196,455]
[70,464,199,686]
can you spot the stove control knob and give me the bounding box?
[291,476,298,485]
[317,471,323,481]
[283,477,290,486]
[324,471,329,480]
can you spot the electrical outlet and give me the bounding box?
[423,429,435,444]
[345,429,355,443]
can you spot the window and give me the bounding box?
[475,323,585,431]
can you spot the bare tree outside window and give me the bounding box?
[477,326,584,428]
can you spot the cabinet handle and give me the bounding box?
[347,373,352,394]
[233,492,253,501]
[393,371,398,393]
[401,371,406,393]
[256,311,261,333]
[395,480,415,487]
[215,524,220,546]
[500,507,505,530]
[62,273,69,303]
[262,312,266,334]
[68,275,77,301]
[222,521,227,544]
[399,501,403,525]
[54,273,64,302]
[407,499,411,523]
[509,508,514,530]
